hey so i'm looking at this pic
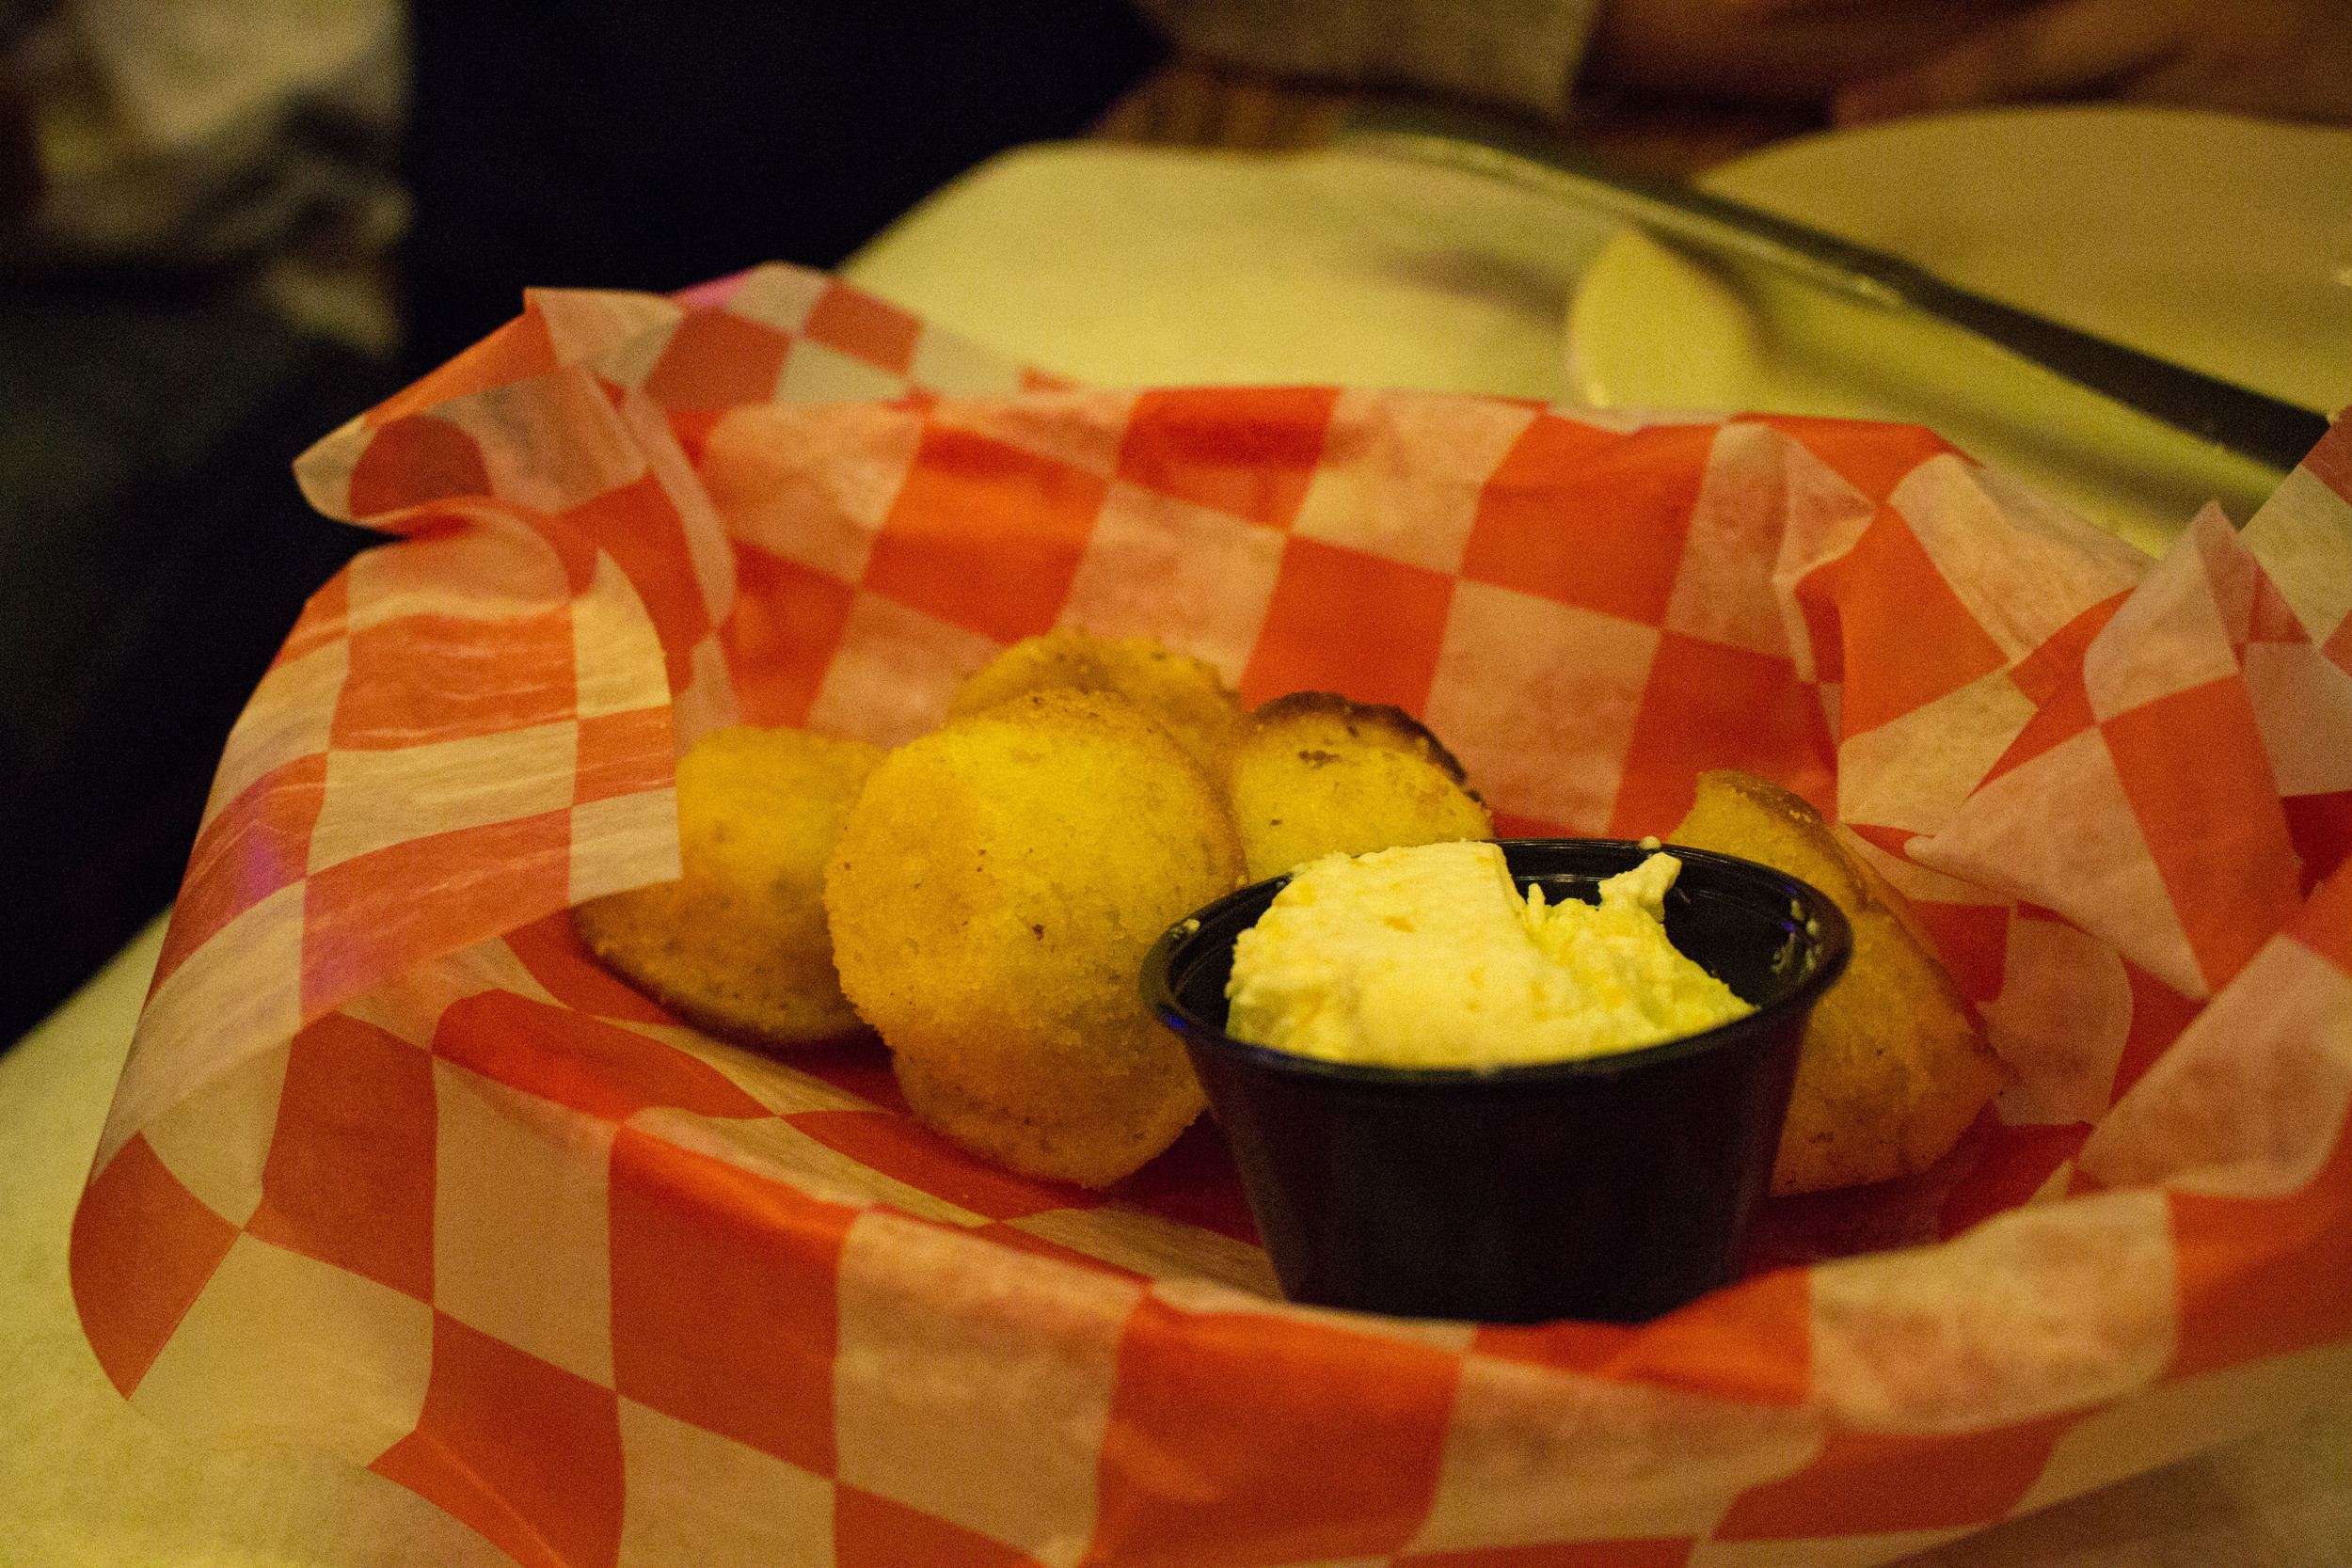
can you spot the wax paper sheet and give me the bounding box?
[72,262,2352,1568]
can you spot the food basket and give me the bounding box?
[71,262,2352,1568]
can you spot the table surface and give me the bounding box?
[8,61,2348,1568]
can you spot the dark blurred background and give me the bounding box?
[0,0,1168,1045]
[402,1,1166,372]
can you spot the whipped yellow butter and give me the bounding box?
[1224,840,1754,1068]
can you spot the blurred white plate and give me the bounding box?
[845,142,1621,398]
[1567,106,2352,556]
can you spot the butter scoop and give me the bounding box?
[1224,839,1752,1069]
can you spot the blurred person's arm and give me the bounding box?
[1581,0,2034,103]
[1131,0,2028,117]
[1136,0,2352,125]
[1729,0,2352,126]
[1130,0,1607,119]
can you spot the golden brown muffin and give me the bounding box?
[946,625,1246,779]
[572,724,882,1051]
[1669,769,2011,1194]
[1223,690,1493,883]
[824,689,1247,1187]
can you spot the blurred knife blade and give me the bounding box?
[1337,100,2331,475]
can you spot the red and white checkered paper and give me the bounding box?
[71,262,2352,1568]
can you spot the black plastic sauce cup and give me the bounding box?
[1140,838,1852,1324]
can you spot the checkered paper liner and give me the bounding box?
[70,262,2352,1568]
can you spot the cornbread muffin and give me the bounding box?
[1669,769,2010,1194]
[1223,690,1493,882]
[946,625,1246,778]
[573,724,883,1051]
[824,689,1247,1187]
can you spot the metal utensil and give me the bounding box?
[1337,100,2331,474]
